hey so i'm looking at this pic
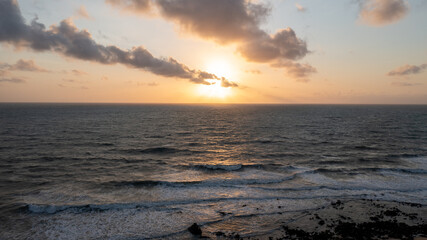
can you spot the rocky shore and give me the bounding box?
[184,199,426,239]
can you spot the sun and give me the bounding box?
[206,60,233,80]
[197,60,234,99]
[198,80,231,98]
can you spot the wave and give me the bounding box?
[104,174,298,189]
[252,138,284,144]
[192,164,243,171]
[22,194,366,215]
[114,147,202,155]
[23,203,145,214]
[183,163,298,172]
[353,145,379,150]
[254,185,427,193]
[312,167,427,175]
[107,180,203,187]
[261,153,308,158]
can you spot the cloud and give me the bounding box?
[271,61,317,82]
[154,0,269,44]
[75,6,91,19]
[107,0,310,65]
[138,81,158,86]
[71,69,88,76]
[295,3,306,12]
[62,78,79,83]
[245,69,261,74]
[0,77,25,83]
[358,0,409,26]
[8,59,49,72]
[391,82,421,87]
[0,0,237,87]
[106,0,151,13]
[387,64,427,76]
[237,28,309,62]
[221,78,239,88]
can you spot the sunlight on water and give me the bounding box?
[0,104,426,239]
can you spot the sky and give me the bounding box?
[0,0,426,104]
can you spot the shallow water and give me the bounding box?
[0,104,426,239]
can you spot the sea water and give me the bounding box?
[0,104,426,239]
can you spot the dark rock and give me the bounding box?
[331,200,342,207]
[282,220,427,240]
[383,208,401,217]
[335,221,427,239]
[214,231,225,236]
[318,220,325,225]
[408,203,422,208]
[188,223,202,236]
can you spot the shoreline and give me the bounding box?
[183,199,427,239]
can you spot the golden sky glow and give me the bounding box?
[197,59,235,99]
[0,0,426,103]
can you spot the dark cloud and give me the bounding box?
[271,61,317,82]
[237,28,308,62]
[0,77,25,83]
[155,0,268,44]
[0,0,237,87]
[358,0,409,26]
[387,64,427,76]
[8,59,49,72]
[107,0,310,64]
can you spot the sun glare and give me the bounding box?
[206,60,233,80]
[197,60,234,99]
[198,80,231,98]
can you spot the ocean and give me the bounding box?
[0,104,426,239]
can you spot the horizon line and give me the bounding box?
[0,102,426,105]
